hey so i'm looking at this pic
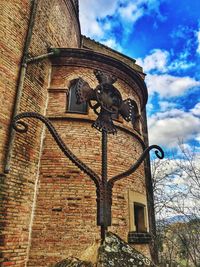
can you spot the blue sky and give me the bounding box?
[79,0,200,153]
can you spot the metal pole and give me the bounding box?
[101,130,108,241]
[4,0,38,173]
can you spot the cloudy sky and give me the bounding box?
[79,0,200,153]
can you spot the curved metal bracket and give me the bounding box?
[12,111,164,239]
[12,112,100,188]
[108,145,164,187]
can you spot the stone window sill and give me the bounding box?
[128,232,151,244]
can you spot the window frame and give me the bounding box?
[66,80,88,114]
[128,190,149,233]
[133,202,147,233]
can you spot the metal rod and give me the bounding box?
[4,0,38,173]
[142,108,159,264]
[102,130,107,182]
[101,226,107,243]
[109,145,164,185]
[101,130,108,241]
[26,49,60,63]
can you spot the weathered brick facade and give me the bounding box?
[0,1,80,266]
[0,1,154,266]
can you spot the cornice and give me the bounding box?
[50,48,148,110]
[82,35,137,64]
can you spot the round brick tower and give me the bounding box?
[0,1,81,266]
[26,41,153,266]
[0,2,156,266]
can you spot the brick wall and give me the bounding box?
[0,1,80,266]
[27,60,150,266]
[0,0,31,173]
[0,1,151,266]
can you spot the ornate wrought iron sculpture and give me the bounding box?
[12,69,164,240]
[75,70,137,134]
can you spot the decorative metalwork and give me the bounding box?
[12,112,100,187]
[12,69,164,241]
[75,70,137,134]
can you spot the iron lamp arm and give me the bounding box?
[12,112,101,187]
[108,145,164,186]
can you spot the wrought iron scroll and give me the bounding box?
[108,145,164,187]
[12,111,164,240]
[12,112,100,188]
[12,69,165,241]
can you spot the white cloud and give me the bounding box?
[191,102,200,116]
[103,22,112,31]
[101,38,122,52]
[136,49,169,72]
[79,0,163,38]
[146,74,200,97]
[79,0,118,20]
[146,102,154,114]
[118,0,164,22]
[80,16,103,37]
[79,0,118,37]
[119,3,145,23]
[137,49,195,74]
[148,108,200,147]
[195,134,200,142]
[159,101,177,112]
[169,60,195,71]
[196,30,200,54]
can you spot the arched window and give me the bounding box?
[67,80,88,114]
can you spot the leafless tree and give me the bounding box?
[151,143,200,267]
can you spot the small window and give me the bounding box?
[134,203,146,233]
[67,80,88,114]
[128,190,149,237]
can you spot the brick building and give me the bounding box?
[0,1,157,266]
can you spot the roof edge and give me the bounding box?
[50,48,148,109]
